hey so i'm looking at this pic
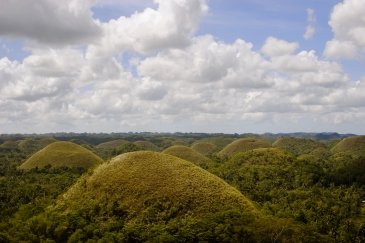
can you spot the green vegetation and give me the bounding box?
[19,141,103,170]
[331,135,365,157]
[1,133,365,242]
[11,151,313,242]
[134,140,160,151]
[210,145,365,242]
[191,141,218,156]
[273,137,328,156]
[163,145,213,169]
[0,140,19,150]
[218,138,271,158]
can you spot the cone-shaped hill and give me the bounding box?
[273,137,327,156]
[163,145,213,168]
[331,135,365,156]
[134,140,160,151]
[29,151,309,242]
[218,138,271,158]
[96,139,130,149]
[191,141,218,156]
[19,141,103,170]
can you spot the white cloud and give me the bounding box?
[89,0,208,56]
[324,0,365,59]
[0,0,101,46]
[304,8,316,40]
[0,0,364,133]
[261,37,299,57]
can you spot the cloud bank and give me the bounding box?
[0,0,364,133]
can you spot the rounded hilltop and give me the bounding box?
[133,140,160,151]
[163,145,213,168]
[273,137,327,156]
[191,141,218,156]
[96,139,130,148]
[19,141,103,170]
[31,151,294,241]
[331,135,365,156]
[218,138,271,158]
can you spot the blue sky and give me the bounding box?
[0,0,364,134]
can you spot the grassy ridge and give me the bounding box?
[218,138,271,158]
[19,141,103,170]
[163,145,213,168]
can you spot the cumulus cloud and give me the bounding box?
[89,0,208,56]
[304,8,316,40]
[261,37,299,57]
[0,0,364,133]
[324,0,365,59]
[0,0,101,45]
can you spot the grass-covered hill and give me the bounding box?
[133,140,160,151]
[218,138,271,158]
[198,136,235,149]
[272,137,327,156]
[163,145,213,168]
[95,139,130,148]
[0,140,19,150]
[17,137,58,155]
[23,151,308,242]
[19,141,103,170]
[191,141,218,156]
[331,135,365,157]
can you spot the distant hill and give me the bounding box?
[19,141,103,170]
[191,141,218,156]
[331,135,365,157]
[273,137,327,156]
[218,138,271,158]
[0,140,19,150]
[96,139,130,149]
[163,145,213,168]
[25,151,303,241]
[134,140,160,151]
[18,137,58,154]
[198,136,235,149]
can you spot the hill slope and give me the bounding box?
[273,137,327,156]
[191,141,218,156]
[133,140,160,151]
[19,141,103,170]
[331,135,365,156]
[218,138,271,158]
[96,139,130,148]
[22,151,304,242]
[163,145,213,168]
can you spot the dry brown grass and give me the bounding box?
[57,151,258,219]
[19,141,103,170]
[218,138,271,158]
[163,145,213,168]
[96,139,130,148]
[191,142,218,156]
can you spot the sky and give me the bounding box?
[0,0,364,134]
